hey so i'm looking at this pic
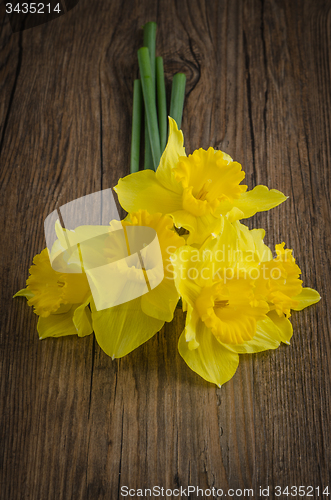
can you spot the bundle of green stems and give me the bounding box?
[130,22,186,174]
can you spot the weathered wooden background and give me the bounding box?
[1,0,330,498]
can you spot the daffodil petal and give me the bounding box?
[172,210,222,246]
[156,117,185,193]
[92,297,164,358]
[291,287,321,311]
[173,248,202,305]
[73,296,93,337]
[37,296,92,339]
[250,228,273,262]
[171,210,197,235]
[141,279,179,322]
[198,216,240,271]
[14,288,34,300]
[184,304,200,343]
[178,319,239,387]
[232,220,273,261]
[267,310,293,344]
[189,214,223,246]
[37,307,76,339]
[226,207,244,223]
[231,220,257,254]
[222,315,282,353]
[224,185,287,219]
[52,224,112,273]
[114,169,182,215]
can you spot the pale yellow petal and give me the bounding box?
[14,288,34,300]
[52,224,111,273]
[199,216,240,271]
[231,220,257,254]
[91,297,164,358]
[37,306,77,339]
[178,319,239,387]
[221,185,288,219]
[172,247,202,304]
[156,117,185,193]
[184,303,200,344]
[141,279,179,322]
[267,310,293,344]
[291,287,321,311]
[37,299,93,339]
[238,185,287,217]
[188,214,223,246]
[172,210,223,246]
[222,315,282,353]
[114,169,182,215]
[231,222,273,263]
[226,207,244,222]
[73,296,93,337]
[250,228,273,262]
[171,209,197,236]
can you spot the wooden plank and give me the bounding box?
[0,0,330,498]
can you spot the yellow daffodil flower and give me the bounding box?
[115,118,287,245]
[15,211,185,360]
[172,218,320,386]
[14,248,93,339]
[89,210,185,359]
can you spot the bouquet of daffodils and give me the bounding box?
[15,23,320,387]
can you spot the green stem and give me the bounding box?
[143,22,157,86]
[144,116,153,170]
[156,56,167,153]
[130,79,143,174]
[143,22,157,170]
[138,47,161,171]
[169,73,186,129]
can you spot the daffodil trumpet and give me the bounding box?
[14,248,93,340]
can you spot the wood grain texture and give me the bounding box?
[0,0,330,498]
